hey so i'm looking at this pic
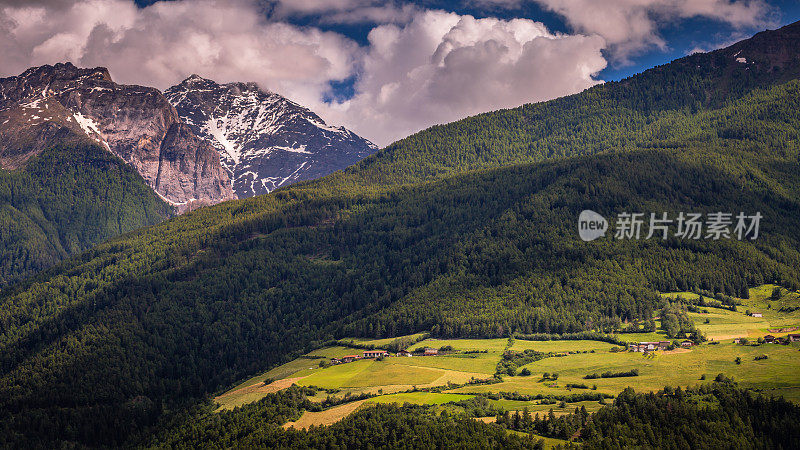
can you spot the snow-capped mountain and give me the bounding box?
[0,63,234,211]
[165,75,378,198]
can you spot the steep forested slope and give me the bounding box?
[0,142,172,287]
[2,79,800,447]
[310,21,800,190]
[148,387,535,449]
[498,382,800,448]
[146,384,800,449]
[2,23,800,448]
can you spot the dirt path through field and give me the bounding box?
[215,376,305,402]
[283,400,369,430]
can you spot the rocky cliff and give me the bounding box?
[165,75,377,198]
[0,63,234,211]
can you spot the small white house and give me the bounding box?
[751,312,763,318]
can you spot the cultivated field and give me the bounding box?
[215,285,800,432]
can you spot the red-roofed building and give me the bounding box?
[363,350,388,358]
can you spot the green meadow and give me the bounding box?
[408,338,509,353]
[366,392,474,405]
[448,341,800,401]
[213,285,800,429]
[511,339,617,353]
[488,399,605,416]
[386,351,498,374]
[660,284,800,340]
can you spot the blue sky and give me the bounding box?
[279,0,800,85]
[5,0,799,145]
[127,1,800,84]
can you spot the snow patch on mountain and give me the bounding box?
[165,76,378,198]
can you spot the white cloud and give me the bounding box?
[0,0,360,108]
[530,0,773,62]
[265,0,418,25]
[3,0,768,148]
[315,10,606,145]
[0,1,609,147]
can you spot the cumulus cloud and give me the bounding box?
[317,11,606,145]
[530,0,773,62]
[0,0,609,147]
[6,0,770,148]
[265,0,418,25]
[0,0,360,108]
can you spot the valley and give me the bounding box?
[2,19,800,449]
[213,284,800,440]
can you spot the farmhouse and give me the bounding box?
[330,358,342,365]
[628,341,670,352]
[424,348,439,356]
[751,312,763,318]
[681,340,693,348]
[341,355,361,363]
[764,335,775,343]
[733,338,741,344]
[789,334,800,342]
[363,350,389,358]
[397,350,412,357]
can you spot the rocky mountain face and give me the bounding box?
[165,75,378,198]
[0,63,234,211]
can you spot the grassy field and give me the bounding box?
[283,400,368,430]
[366,392,474,405]
[661,284,800,340]
[408,338,509,353]
[530,434,572,450]
[386,352,499,374]
[295,357,491,391]
[215,377,306,411]
[449,341,800,401]
[511,339,617,353]
[215,284,800,430]
[489,399,604,415]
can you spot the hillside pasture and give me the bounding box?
[408,338,509,353]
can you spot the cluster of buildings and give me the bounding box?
[329,348,439,365]
[628,340,693,352]
[740,334,800,345]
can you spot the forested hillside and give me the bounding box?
[0,143,172,287]
[500,382,800,448]
[308,21,800,190]
[2,24,800,447]
[145,384,800,449]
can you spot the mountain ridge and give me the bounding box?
[165,75,377,198]
[2,22,800,447]
[0,62,235,211]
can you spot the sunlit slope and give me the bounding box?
[1,77,800,446]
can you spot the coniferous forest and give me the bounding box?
[0,143,173,287]
[2,22,800,449]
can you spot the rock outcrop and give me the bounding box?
[0,63,234,211]
[165,75,377,198]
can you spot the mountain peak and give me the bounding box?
[164,77,377,198]
[179,74,218,88]
[10,62,112,85]
[0,62,234,210]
